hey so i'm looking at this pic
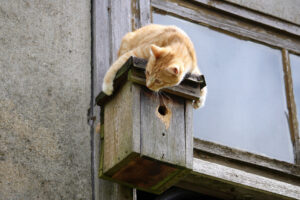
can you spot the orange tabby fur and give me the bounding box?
[102,24,207,108]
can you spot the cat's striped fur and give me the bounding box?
[102,24,207,108]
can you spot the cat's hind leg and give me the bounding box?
[102,51,134,95]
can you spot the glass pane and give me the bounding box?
[153,13,294,163]
[290,54,300,137]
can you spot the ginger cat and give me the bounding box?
[102,24,207,108]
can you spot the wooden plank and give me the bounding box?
[193,139,300,178]
[111,0,132,61]
[92,0,111,199]
[191,158,300,200]
[151,0,300,54]
[185,101,193,169]
[223,0,300,26]
[111,184,134,200]
[282,49,300,164]
[177,175,283,200]
[139,0,151,27]
[140,88,186,167]
[93,0,135,199]
[128,71,201,101]
[131,83,141,154]
[192,0,300,37]
[103,82,134,173]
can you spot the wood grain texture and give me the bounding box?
[185,101,193,169]
[194,139,300,178]
[103,82,134,173]
[282,49,300,164]
[131,84,141,153]
[193,0,300,37]
[111,0,132,61]
[192,158,300,199]
[93,0,134,198]
[92,0,111,199]
[177,175,285,200]
[139,0,151,27]
[151,0,300,54]
[140,88,186,167]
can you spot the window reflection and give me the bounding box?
[153,13,294,163]
[290,54,300,137]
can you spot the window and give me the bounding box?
[153,12,294,163]
[150,0,300,199]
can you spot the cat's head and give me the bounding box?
[145,44,185,92]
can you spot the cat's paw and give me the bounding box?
[102,82,114,96]
[193,99,203,109]
[193,87,207,109]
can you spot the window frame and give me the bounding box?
[148,0,300,199]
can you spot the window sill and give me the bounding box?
[175,138,300,199]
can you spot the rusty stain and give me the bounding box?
[155,105,172,129]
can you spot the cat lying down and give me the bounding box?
[102,24,207,109]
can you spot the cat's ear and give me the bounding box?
[150,44,166,58]
[167,65,180,76]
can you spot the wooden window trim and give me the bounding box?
[193,138,300,178]
[176,157,300,199]
[193,0,300,37]
[151,0,300,54]
[150,0,300,199]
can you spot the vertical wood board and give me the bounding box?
[185,101,194,169]
[93,0,135,199]
[131,84,141,153]
[103,82,134,173]
[111,0,133,61]
[140,89,186,167]
[139,0,151,27]
[92,0,111,199]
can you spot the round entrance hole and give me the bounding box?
[158,105,167,116]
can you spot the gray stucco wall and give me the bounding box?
[0,1,91,199]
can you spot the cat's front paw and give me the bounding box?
[102,82,114,96]
[193,87,207,109]
[193,99,203,109]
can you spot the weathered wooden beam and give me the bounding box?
[192,0,300,37]
[189,158,300,200]
[282,49,300,165]
[151,0,300,54]
[194,139,300,178]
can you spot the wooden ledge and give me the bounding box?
[96,57,206,106]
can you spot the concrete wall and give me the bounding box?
[225,0,300,25]
[0,1,91,199]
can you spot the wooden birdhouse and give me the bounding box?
[96,57,206,194]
